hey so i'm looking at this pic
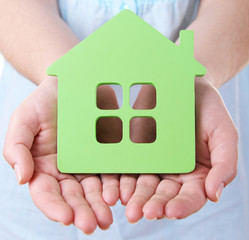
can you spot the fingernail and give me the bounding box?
[127,219,138,224]
[216,182,224,202]
[144,215,157,221]
[121,201,128,206]
[167,217,177,220]
[14,164,22,184]
[59,222,71,226]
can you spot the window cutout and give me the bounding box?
[130,84,156,109]
[130,117,156,143]
[97,84,123,109]
[96,117,122,143]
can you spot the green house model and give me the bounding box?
[47,10,206,174]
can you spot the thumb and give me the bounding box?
[195,80,238,202]
[205,116,238,202]
[3,102,39,184]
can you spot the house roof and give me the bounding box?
[47,9,206,77]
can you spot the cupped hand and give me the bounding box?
[3,78,120,234]
[120,80,238,222]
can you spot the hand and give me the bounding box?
[120,80,238,222]
[3,79,121,234]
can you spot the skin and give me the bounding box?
[120,0,249,221]
[122,80,238,222]
[1,0,249,234]
[3,80,120,234]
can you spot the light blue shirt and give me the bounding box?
[0,1,249,239]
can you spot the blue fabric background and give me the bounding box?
[0,1,248,239]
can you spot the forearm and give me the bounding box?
[0,0,79,85]
[186,0,249,88]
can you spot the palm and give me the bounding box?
[120,80,238,222]
[4,79,120,234]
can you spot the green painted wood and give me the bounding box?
[47,10,206,174]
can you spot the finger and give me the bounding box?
[124,85,157,218]
[3,104,39,184]
[142,178,181,220]
[165,179,207,219]
[60,179,97,234]
[29,172,73,225]
[81,176,113,230]
[120,174,138,205]
[125,175,160,223]
[205,115,238,202]
[101,174,120,206]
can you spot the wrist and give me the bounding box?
[40,76,58,97]
[195,68,220,90]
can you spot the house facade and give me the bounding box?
[47,10,206,173]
